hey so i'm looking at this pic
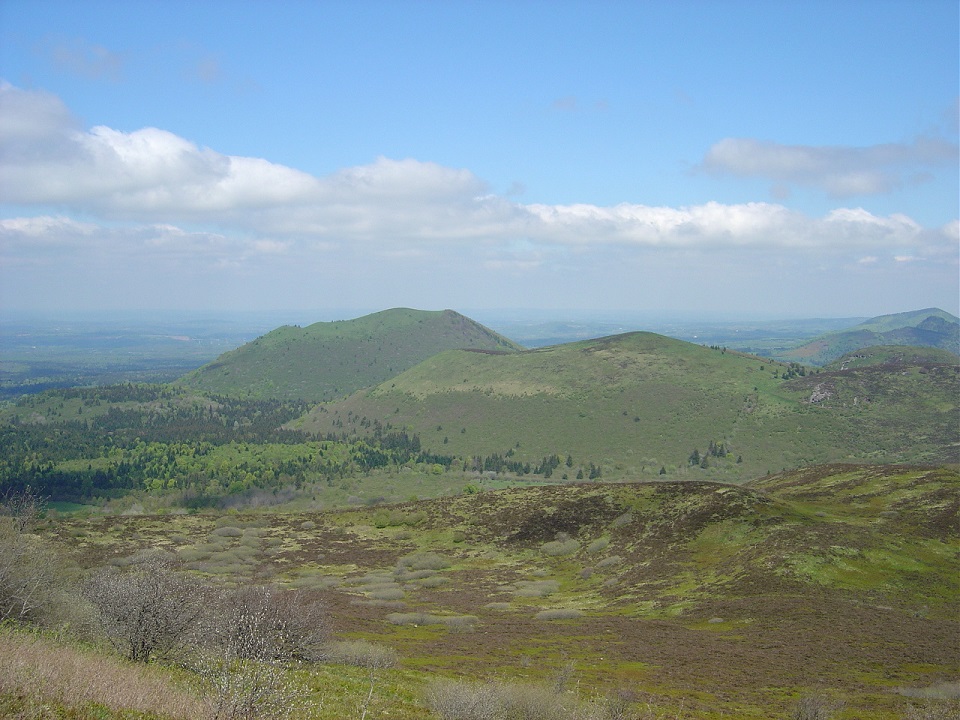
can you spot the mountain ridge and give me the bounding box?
[779,307,959,365]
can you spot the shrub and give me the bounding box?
[395,568,437,581]
[386,612,476,630]
[196,654,308,720]
[387,611,439,626]
[512,580,559,598]
[177,547,213,563]
[368,586,406,601]
[324,639,399,669]
[354,573,395,586]
[443,615,478,632]
[0,517,70,626]
[792,694,839,720]
[541,539,580,556]
[427,678,568,720]
[397,552,451,571]
[416,575,450,588]
[535,608,583,621]
[210,584,328,662]
[426,679,502,720]
[904,702,960,719]
[212,526,244,537]
[84,551,207,663]
[596,555,623,568]
[586,538,609,554]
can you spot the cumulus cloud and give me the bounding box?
[0,82,955,276]
[700,135,959,198]
[0,215,287,273]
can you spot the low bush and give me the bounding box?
[427,677,630,720]
[791,694,839,720]
[512,580,559,598]
[395,568,437,581]
[209,584,329,662]
[197,655,305,720]
[443,615,478,632]
[386,612,477,630]
[211,526,243,538]
[0,517,77,627]
[416,575,450,588]
[387,611,440,626]
[323,639,399,669]
[368,586,405,601]
[541,538,580,557]
[354,573,396,586]
[596,555,623,568]
[586,538,609,553]
[904,702,960,719]
[396,551,451,571]
[84,551,208,663]
[536,608,583,621]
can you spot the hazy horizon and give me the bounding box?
[1,1,957,318]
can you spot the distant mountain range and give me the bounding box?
[777,308,959,365]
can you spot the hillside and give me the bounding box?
[296,331,960,481]
[176,308,523,402]
[779,308,960,365]
[824,345,960,370]
[38,463,959,718]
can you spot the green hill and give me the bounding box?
[297,331,960,480]
[824,344,960,370]
[779,308,960,365]
[176,308,523,402]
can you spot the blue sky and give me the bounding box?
[1,0,957,319]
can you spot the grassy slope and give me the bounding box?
[296,332,960,481]
[37,463,960,718]
[780,308,960,365]
[176,308,523,402]
[824,345,960,370]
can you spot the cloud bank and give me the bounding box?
[0,82,956,313]
[701,135,959,198]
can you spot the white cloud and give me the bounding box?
[700,135,959,198]
[0,82,956,305]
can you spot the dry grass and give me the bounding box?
[0,628,208,718]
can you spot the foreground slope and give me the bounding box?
[48,463,959,718]
[779,308,960,365]
[177,308,522,402]
[297,331,960,480]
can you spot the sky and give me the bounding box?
[0,0,957,320]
